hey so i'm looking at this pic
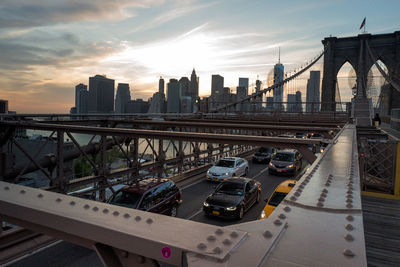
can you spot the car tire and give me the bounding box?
[238,205,244,219]
[244,168,249,176]
[256,191,260,203]
[170,204,178,217]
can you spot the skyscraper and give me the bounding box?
[179,77,190,97]
[88,75,115,113]
[78,89,89,114]
[190,69,199,99]
[75,83,87,113]
[167,79,180,113]
[273,62,284,111]
[306,71,321,112]
[238,78,249,95]
[0,99,8,114]
[115,83,131,113]
[159,77,165,94]
[287,94,297,112]
[211,74,224,108]
[295,91,302,112]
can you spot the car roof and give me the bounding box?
[222,177,251,184]
[275,179,297,193]
[276,149,297,154]
[121,178,171,194]
[220,157,240,161]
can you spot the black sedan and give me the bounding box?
[203,177,261,219]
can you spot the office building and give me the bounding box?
[0,99,8,114]
[179,77,190,97]
[273,62,284,111]
[159,77,165,94]
[126,99,149,113]
[167,79,180,113]
[211,74,224,108]
[306,71,321,112]
[180,96,192,113]
[296,91,302,112]
[190,69,199,99]
[74,83,87,113]
[115,83,131,113]
[238,78,249,95]
[266,97,274,112]
[88,75,115,113]
[287,94,297,112]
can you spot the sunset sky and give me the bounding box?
[0,0,399,113]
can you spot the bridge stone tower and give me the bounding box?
[321,31,400,125]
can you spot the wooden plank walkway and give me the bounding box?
[362,195,400,266]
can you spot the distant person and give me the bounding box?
[374,113,381,127]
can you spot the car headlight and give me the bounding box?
[207,170,210,174]
[224,172,230,176]
[226,206,236,211]
[203,202,210,207]
[287,164,295,168]
[260,210,266,219]
[269,162,274,167]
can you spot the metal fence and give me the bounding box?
[391,108,400,131]
[360,139,399,195]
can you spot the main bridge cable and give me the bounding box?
[365,41,400,93]
[211,47,326,113]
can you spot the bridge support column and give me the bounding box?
[321,37,337,111]
[131,138,139,179]
[55,130,65,192]
[157,140,165,178]
[98,135,107,202]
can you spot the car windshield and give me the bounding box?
[215,159,235,168]
[258,147,272,153]
[216,182,244,196]
[273,153,294,162]
[108,190,141,209]
[268,192,288,206]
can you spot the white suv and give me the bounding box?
[206,157,249,182]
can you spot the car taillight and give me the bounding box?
[178,190,182,199]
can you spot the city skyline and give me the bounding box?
[0,0,399,113]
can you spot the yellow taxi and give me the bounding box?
[260,179,297,219]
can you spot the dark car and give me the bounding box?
[107,178,182,217]
[252,147,277,163]
[203,177,261,219]
[268,149,303,176]
[295,132,307,139]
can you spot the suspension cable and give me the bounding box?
[365,41,400,93]
[211,48,326,112]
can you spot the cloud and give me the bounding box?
[129,1,216,33]
[0,0,165,29]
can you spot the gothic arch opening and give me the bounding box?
[336,61,357,103]
[367,59,388,109]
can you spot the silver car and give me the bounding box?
[206,157,249,182]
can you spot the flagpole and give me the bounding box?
[363,18,367,33]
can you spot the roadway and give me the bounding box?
[6,159,307,267]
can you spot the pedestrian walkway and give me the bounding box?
[380,122,400,140]
[362,195,400,266]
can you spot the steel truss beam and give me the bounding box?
[0,125,366,266]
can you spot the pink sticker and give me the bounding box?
[161,246,172,259]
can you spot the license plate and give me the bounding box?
[213,178,218,181]
[212,210,220,215]
[277,169,284,172]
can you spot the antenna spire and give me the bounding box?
[278,47,281,64]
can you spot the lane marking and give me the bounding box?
[181,178,206,191]
[185,209,203,220]
[253,166,270,180]
[2,240,63,267]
